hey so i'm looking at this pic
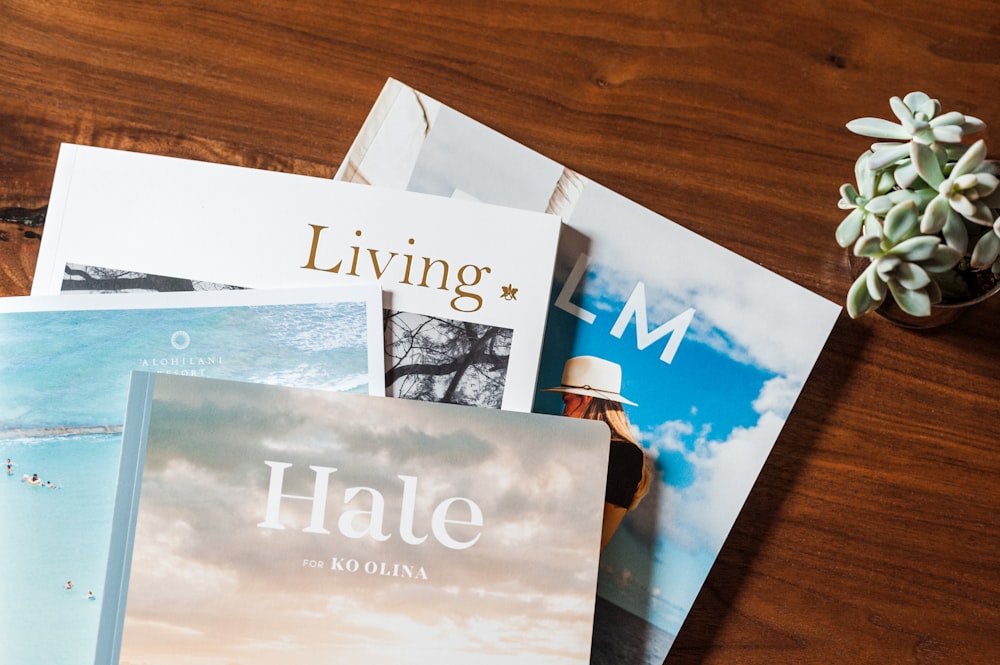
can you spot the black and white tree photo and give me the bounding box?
[384,310,511,408]
[62,263,242,293]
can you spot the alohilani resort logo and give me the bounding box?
[138,330,223,376]
[170,330,191,350]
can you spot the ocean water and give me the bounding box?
[0,303,373,432]
[1,433,121,662]
[590,595,675,664]
[0,299,375,662]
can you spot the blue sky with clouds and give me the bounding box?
[533,250,784,632]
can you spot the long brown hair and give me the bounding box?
[582,399,651,510]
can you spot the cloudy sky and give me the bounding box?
[114,374,610,664]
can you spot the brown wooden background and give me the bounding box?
[2,2,997,662]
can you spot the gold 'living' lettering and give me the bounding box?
[301,224,492,313]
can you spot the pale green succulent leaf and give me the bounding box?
[920,195,949,233]
[893,262,932,290]
[972,173,999,197]
[888,281,932,317]
[969,201,995,227]
[889,235,940,261]
[846,270,876,319]
[872,165,905,195]
[953,173,980,190]
[836,209,864,247]
[883,201,920,243]
[892,161,919,189]
[854,234,884,258]
[940,213,969,254]
[922,245,964,273]
[853,152,875,193]
[847,118,910,140]
[868,143,911,170]
[863,215,884,238]
[930,125,962,144]
[916,187,937,207]
[910,142,945,187]
[904,92,934,117]
[947,193,978,220]
[889,96,912,123]
[929,111,966,128]
[947,195,994,226]
[970,231,1000,269]
[867,263,889,300]
[876,168,898,194]
[855,236,883,258]
[951,139,987,177]
[839,183,859,204]
[886,187,930,208]
[866,194,894,214]
[962,115,986,135]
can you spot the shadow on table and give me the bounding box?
[662,313,860,664]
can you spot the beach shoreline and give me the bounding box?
[0,425,124,440]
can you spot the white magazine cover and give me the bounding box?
[334,78,842,663]
[32,143,564,412]
[0,284,384,663]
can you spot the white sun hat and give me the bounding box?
[542,355,637,406]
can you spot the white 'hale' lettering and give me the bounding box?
[257,463,484,550]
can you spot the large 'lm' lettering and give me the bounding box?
[554,253,695,364]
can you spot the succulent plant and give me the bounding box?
[838,92,1000,319]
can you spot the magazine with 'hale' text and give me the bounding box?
[31,143,564,412]
[334,78,843,662]
[101,372,611,664]
[0,285,384,663]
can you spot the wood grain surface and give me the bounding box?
[1,1,997,662]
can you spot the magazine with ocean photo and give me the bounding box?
[0,285,383,663]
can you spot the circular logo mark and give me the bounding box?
[170,331,191,350]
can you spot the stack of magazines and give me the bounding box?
[0,78,840,664]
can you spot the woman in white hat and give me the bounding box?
[544,355,650,549]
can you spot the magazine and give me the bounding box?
[334,78,843,662]
[101,371,611,664]
[31,143,563,411]
[0,285,383,663]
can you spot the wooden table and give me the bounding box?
[2,2,997,662]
